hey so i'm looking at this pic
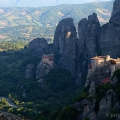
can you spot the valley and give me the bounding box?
[1,0,120,120]
[0,1,113,42]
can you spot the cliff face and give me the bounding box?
[28,37,48,58]
[25,64,35,79]
[76,13,101,85]
[78,13,101,64]
[28,37,48,50]
[99,0,120,58]
[76,0,120,85]
[111,0,120,17]
[36,54,54,80]
[53,18,77,77]
[99,23,120,58]
[27,0,120,86]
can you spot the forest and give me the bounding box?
[0,41,83,119]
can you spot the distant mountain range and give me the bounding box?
[0,0,114,42]
[0,0,113,7]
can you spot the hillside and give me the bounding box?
[0,1,113,42]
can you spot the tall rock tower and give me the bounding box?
[99,0,120,58]
[53,18,77,77]
[110,0,120,23]
[78,13,101,64]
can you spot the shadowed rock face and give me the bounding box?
[78,13,101,64]
[99,0,120,58]
[111,0,120,16]
[27,37,48,58]
[110,11,120,23]
[25,64,35,79]
[53,18,77,53]
[99,23,120,58]
[85,13,101,63]
[28,37,48,50]
[76,13,101,85]
[53,18,77,77]
[40,0,120,85]
[110,0,120,23]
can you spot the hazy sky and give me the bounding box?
[58,0,111,3]
[0,0,113,7]
[38,0,113,7]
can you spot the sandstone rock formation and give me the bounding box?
[76,13,101,85]
[78,13,101,64]
[97,89,120,120]
[110,0,120,23]
[28,37,48,58]
[88,81,96,96]
[85,65,111,87]
[99,23,120,58]
[28,37,48,50]
[99,0,120,58]
[36,53,54,79]
[76,0,120,86]
[53,18,77,77]
[25,64,35,79]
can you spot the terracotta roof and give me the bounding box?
[110,60,116,64]
[102,78,110,84]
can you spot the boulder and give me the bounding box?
[28,37,48,50]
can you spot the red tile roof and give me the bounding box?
[102,78,110,84]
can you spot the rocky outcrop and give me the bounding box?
[85,65,111,87]
[36,54,54,79]
[110,0,120,23]
[36,63,50,79]
[76,13,101,85]
[88,81,96,96]
[28,37,48,58]
[78,13,101,64]
[77,18,87,59]
[53,18,77,77]
[77,0,120,85]
[71,84,120,120]
[25,64,35,79]
[97,89,120,120]
[99,23,120,58]
[28,37,48,50]
[99,0,120,58]
[0,111,28,120]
